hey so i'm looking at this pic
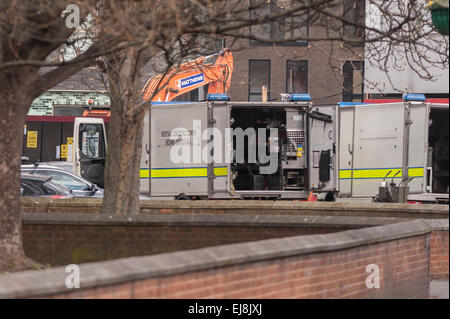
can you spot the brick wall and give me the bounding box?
[227,0,365,105]
[21,213,354,267]
[54,234,430,299]
[21,198,450,219]
[19,212,449,284]
[22,224,339,267]
[230,42,360,105]
[430,230,449,280]
[0,219,434,299]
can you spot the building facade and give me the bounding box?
[228,0,365,105]
[29,0,367,115]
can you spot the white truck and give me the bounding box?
[71,94,340,200]
[338,94,449,204]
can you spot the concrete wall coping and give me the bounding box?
[21,212,407,228]
[426,219,449,231]
[21,198,449,214]
[0,219,433,298]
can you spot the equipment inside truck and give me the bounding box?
[428,107,449,194]
[230,106,308,192]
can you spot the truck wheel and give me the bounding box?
[324,192,335,202]
[372,194,381,203]
[175,193,190,200]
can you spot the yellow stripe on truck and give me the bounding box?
[339,167,424,179]
[140,167,227,179]
[140,169,149,178]
[213,166,228,177]
[152,167,206,178]
[339,169,352,179]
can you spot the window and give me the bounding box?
[43,180,71,196]
[250,0,308,45]
[172,88,200,102]
[21,182,42,196]
[343,0,365,41]
[343,61,364,102]
[78,123,106,159]
[286,60,308,94]
[53,106,85,116]
[37,170,90,191]
[249,60,270,101]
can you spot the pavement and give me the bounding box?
[429,280,449,299]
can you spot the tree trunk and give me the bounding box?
[101,111,144,214]
[101,49,148,215]
[0,88,40,272]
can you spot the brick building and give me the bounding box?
[227,0,365,105]
[28,67,110,116]
[28,0,366,115]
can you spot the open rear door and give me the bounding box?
[308,105,338,192]
[73,117,107,187]
[349,102,427,196]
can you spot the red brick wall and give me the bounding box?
[22,224,340,267]
[430,230,449,280]
[52,234,430,299]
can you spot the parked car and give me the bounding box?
[21,163,103,198]
[21,173,73,198]
[21,161,151,200]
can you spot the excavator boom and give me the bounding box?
[142,48,233,102]
[84,49,233,117]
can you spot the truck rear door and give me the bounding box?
[149,102,209,197]
[308,105,338,192]
[350,102,427,196]
[208,102,230,195]
[73,117,107,187]
[338,105,355,195]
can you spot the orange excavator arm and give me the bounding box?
[142,48,233,102]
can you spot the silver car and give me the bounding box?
[21,173,73,198]
[22,161,153,200]
[21,163,103,198]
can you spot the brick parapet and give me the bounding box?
[0,219,434,298]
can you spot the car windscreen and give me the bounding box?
[36,169,90,191]
[42,180,72,196]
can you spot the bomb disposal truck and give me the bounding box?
[72,94,339,200]
[338,94,449,203]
